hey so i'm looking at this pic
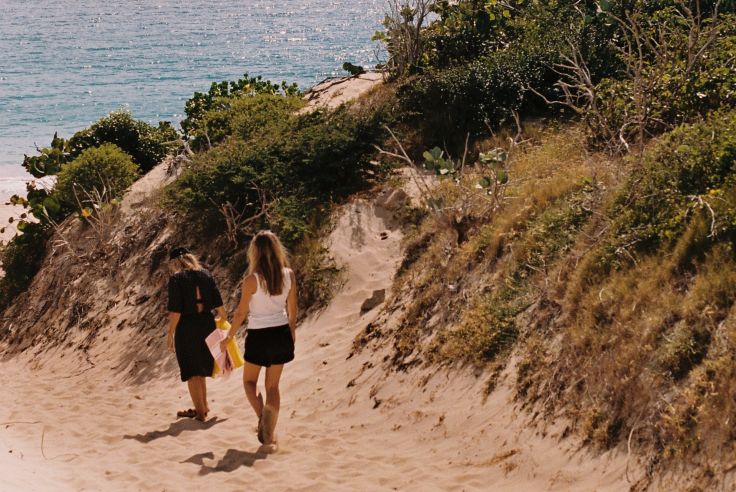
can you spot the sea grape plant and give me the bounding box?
[181,73,301,140]
[423,147,457,175]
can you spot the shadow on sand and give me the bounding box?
[123,416,228,443]
[191,446,273,475]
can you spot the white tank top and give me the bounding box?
[247,268,292,329]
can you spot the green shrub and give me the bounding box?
[170,104,389,246]
[399,3,573,144]
[181,73,300,144]
[422,0,515,68]
[605,110,736,262]
[189,93,304,148]
[0,223,49,310]
[68,110,178,173]
[54,144,140,211]
[400,42,556,143]
[585,12,736,151]
[23,111,176,178]
[7,110,168,307]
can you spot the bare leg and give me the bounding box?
[263,364,284,442]
[242,362,264,419]
[186,377,206,418]
[200,378,209,416]
[264,364,284,413]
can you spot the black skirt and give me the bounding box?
[175,312,216,381]
[244,324,295,367]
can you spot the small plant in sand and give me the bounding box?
[376,126,510,244]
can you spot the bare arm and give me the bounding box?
[167,312,181,353]
[287,270,298,341]
[215,305,227,321]
[226,274,257,341]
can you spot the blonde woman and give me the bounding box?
[167,246,227,422]
[222,231,297,445]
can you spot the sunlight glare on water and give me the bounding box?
[0,0,384,170]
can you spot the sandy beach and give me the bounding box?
[0,175,633,491]
[0,76,641,491]
[0,167,34,243]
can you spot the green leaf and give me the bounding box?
[42,196,61,215]
[596,0,611,13]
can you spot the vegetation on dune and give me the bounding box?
[361,0,736,484]
[0,111,176,309]
[181,72,300,149]
[169,76,397,311]
[54,144,140,212]
[2,0,736,484]
[519,110,736,467]
[24,110,177,178]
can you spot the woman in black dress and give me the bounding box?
[166,246,227,421]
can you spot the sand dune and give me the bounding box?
[0,184,635,491]
[1,77,636,491]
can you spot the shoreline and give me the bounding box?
[0,168,53,243]
[0,170,34,243]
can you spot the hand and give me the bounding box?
[219,338,230,353]
[167,335,174,353]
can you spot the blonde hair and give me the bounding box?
[169,253,202,273]
[247,230,289,296]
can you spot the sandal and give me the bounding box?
[177,409,197,418]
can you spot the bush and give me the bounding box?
[583,12,736,152]
[422,0,514,68]
[54,144,140,211]
[170,104,389,246]
[68,110,178,173]
[0,223,49,310]
[181,73,300,145]
[188,93,304,148]
[400,41,557,143]
[604,109,736,263]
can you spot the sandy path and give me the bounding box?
[0,196,633,491]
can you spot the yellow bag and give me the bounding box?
[212,317,245,377]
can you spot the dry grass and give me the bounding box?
[365,119,736,482]
[361,123,611,368]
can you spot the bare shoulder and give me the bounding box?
[242,273,258,292]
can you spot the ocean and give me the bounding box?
[0,0,384,197]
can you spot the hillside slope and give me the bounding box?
[0,168,637,490]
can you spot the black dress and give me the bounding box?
[167,269,224,382]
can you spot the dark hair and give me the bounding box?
[169,246,190,260]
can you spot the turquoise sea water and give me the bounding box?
[0,0,384,194]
